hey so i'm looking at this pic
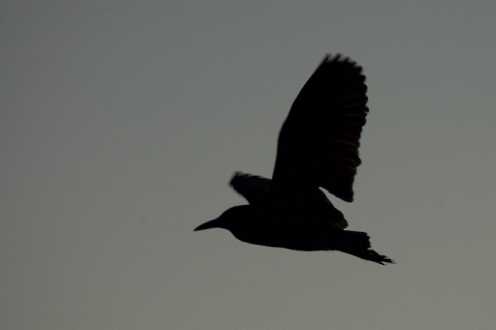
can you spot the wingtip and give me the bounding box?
[229,171,247,186]
[321,53,363,73]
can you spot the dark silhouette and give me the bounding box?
[195,54,394,264]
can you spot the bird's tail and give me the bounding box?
[335,230,394,265]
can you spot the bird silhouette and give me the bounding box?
[195,54,394,265]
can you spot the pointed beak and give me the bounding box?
[194,219,220,231]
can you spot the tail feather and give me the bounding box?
[335,230,394,265]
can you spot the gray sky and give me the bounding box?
[3,1,496,329]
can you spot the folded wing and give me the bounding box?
[272,54,369,202]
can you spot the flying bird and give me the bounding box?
[195,54,394,264]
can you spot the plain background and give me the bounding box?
[3,1,496,329]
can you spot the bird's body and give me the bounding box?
[221,205,346,251]
[195,54,394,265]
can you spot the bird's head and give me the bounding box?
[194,205,251,232]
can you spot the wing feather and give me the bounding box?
[272,54,369,202]
[229,172,271,204]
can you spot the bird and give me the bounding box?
[195,54,394,265]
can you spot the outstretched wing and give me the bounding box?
[229,172,272,205]
[272,54,369,202]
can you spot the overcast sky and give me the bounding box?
[3,1,496,329]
